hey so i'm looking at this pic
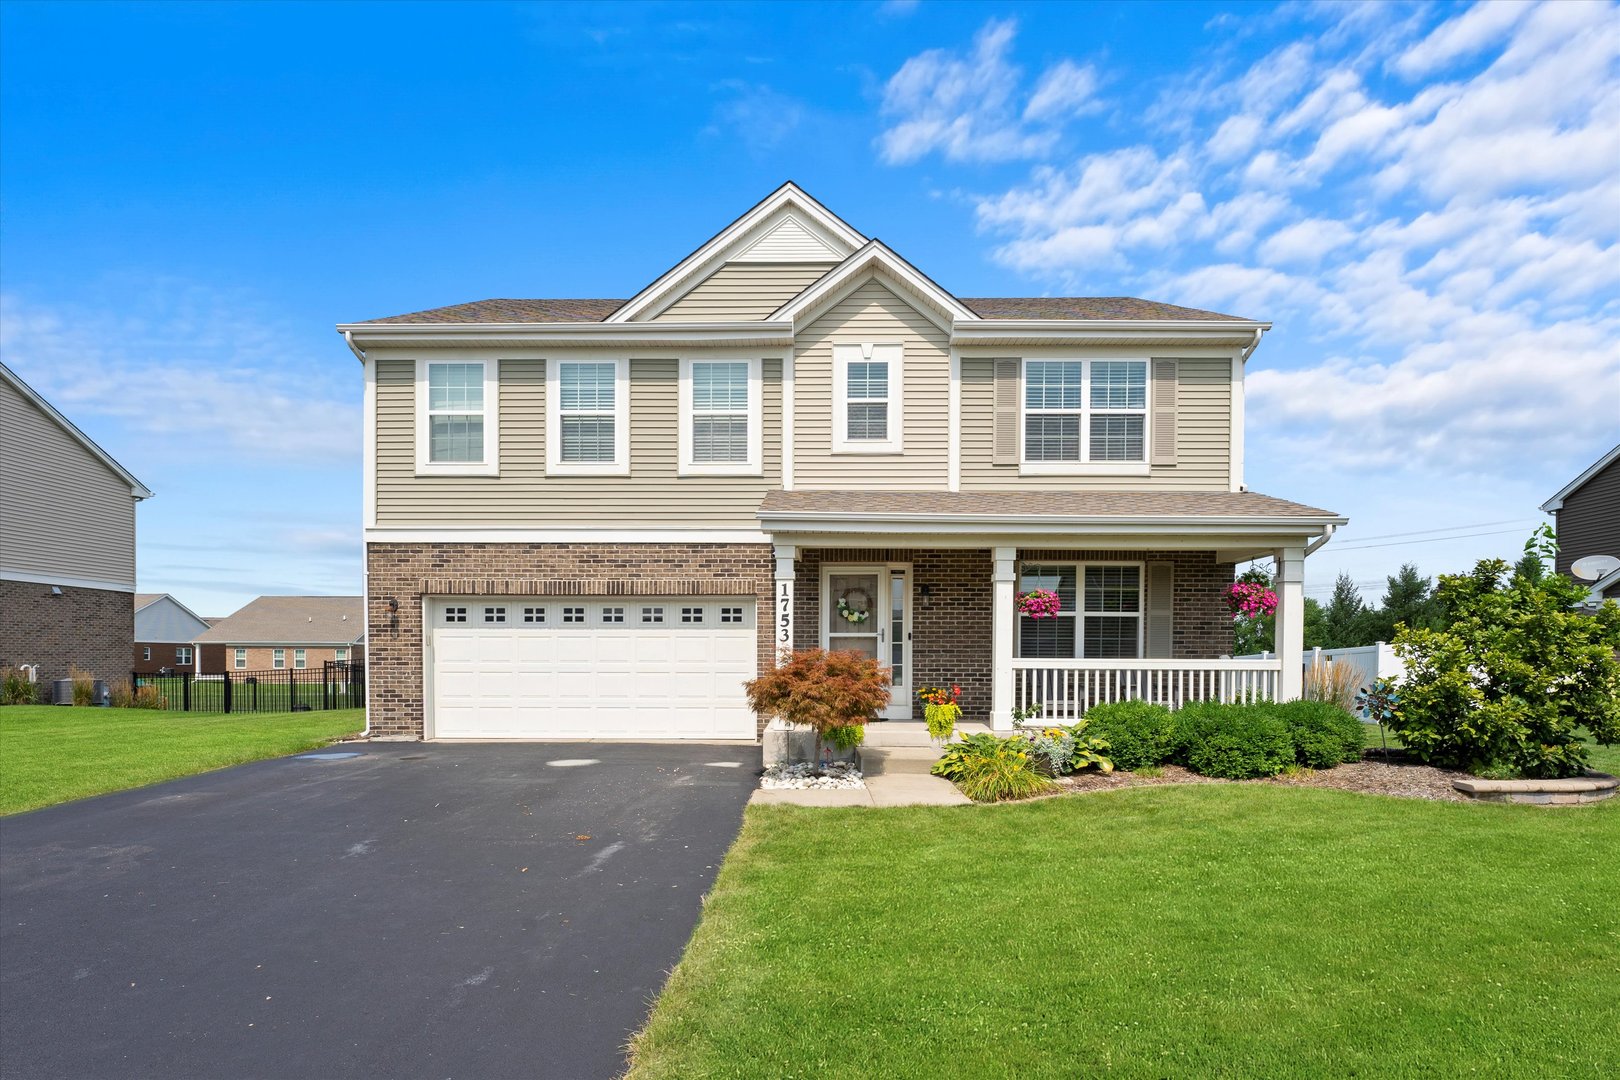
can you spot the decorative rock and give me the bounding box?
[760,761,866,790]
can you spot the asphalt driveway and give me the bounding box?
[0,741,760,1080]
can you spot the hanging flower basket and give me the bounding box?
[919,685,962,743]
[1018,589,1062,619]
[1224,581,1278,618]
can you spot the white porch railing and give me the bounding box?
[1011,658,1284,721]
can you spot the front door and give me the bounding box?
[822,564,912,720]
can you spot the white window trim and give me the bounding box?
[415,359,500,477]
[678,356,763,477]
[294,648,307,670]
[143,647,151,661]
[1015,560,1146,659]
[234,648,247,670]
[547,357,630,476]
[335,647,348,661]
[273,648,286,669]
[176,646,192,665]
[1019,358,1150,477]
[833,342,903,454]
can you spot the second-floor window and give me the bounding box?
[549,359,629,475]
[679,357,761,475]
[833,343,903,453]
[1022,359,1148,470]
[416,360,498,476]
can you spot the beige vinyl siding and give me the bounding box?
[0,379,137,585]
[793,278,951,490]
[654,263,835,322]
[960,355,1232,491]
[374,357,782,526]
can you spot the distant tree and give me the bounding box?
[1512,549,1546,585]
[1363,563,1441,643]
[1302,596,1328,649]
[1230,565,1275,654]
[1320,573,1372,648]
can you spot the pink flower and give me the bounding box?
[1224,582,1278,618]
[1018,589,1062,619]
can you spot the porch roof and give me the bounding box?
[759,489,1341,524]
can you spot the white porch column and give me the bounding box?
[991,546,1017,729]
[1274,545,1305,701]
[773,543,798,661]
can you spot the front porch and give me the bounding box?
[760,492,1338,733]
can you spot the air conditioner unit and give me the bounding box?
[51,679,74,705]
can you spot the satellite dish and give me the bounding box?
[1571,554,1620,581]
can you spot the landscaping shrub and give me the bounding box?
[1274,699,1365,769]
[931,732,1053,802]
[744,648,890,755]
[69,667,95,707]
[1389,527,1620,778]
[1303,658,1361,711]
[1081,700,1177,771]
[1,671,37,706]
[1023,722,1113,776]
[1175,702,1294,779]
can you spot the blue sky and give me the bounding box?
[3,0,1616,616]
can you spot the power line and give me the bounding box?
[1324,518,1539,544]
[1329,526,1533,552]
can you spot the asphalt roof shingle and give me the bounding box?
[355,295,1250,325]
[193,595,365,646]
[757,490,1339,520]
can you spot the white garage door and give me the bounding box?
[429,597,757,740]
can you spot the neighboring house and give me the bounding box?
[339,182,1344,742]
[192,595,365,674]
[0,362,152,694]
[132,593,213,673]
[1540,443,1620,604]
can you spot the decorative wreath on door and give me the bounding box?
[837,587,872,624]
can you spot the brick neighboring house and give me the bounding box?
[1541,443,1620,604]
[192,595,365,674]
[340,182,1346,742]
[132,593,214,674]
[1,362,152,698]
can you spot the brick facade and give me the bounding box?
[365,542,774,739]
[195,644,363,674]
[794,548,1234,722]
[133,642,196,674]
[0,579,134,700]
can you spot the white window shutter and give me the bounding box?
[1145,561,1174,659]
[994,358,1019,466]
[1151,359,1177,466]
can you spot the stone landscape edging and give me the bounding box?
[1451,772,1618,805]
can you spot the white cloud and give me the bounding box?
[877,19,1103,164]
[0,285,357,466]
[705,81,806,153]
[1393,0,1535,78]
[1257,217,1356,265]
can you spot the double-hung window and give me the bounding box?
[548,359,629,474]
[294,648,307,670]
[1016,563,1142,660]
[416,360,499,475]
[176,646,192,665]
[833,343,903,453]
[679,357,761,475]
[273,648,286,670]
[234,648,247,670]
[1022,359,1147,472]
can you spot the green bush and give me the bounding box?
[1274,699,1365,769]
[1022,722,1113,776]
[1176,702,1294,779]
[1,672,38,706]
[1081,700,1177,771]
[931,732,1054,802]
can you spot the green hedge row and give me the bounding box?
[1082,698,1365,779]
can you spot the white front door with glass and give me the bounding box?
[822,564,912,719]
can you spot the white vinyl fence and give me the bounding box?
[1235,642,1405,718]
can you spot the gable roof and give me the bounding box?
[606,182,868,323]
[770,239,980,329]
[0,362,153,499]
[194,595,365,646]
[1541,444,1620,512]
[134,592,209,624]
[359,299,623,325]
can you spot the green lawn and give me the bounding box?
[629,787,1620,1078]
[0,705,364,816]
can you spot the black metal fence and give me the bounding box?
[132,661,364,714]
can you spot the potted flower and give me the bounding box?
[1018,588,1061,619]
[919,684,962,745]
[1223,580,1278,618]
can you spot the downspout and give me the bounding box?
[1240,327,1265,362]
[344,330,366,363]
[1304,524,1336,557]
[347,327,371,738]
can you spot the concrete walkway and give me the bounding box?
[751,772,970,807]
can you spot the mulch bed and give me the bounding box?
[1051,750,1470,803]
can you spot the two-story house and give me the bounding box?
[340,184,1344,741]
[1541,444,1620,604]
[1,362,152,696]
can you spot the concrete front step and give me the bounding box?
[858,745,944,776]
[863,721,991,747]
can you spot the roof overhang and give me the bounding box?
[1541,444,1620,511]
[771,239,979,330]
[950,319,1269,348]
[338,321,796,351]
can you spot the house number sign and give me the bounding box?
[778,581,793,646]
